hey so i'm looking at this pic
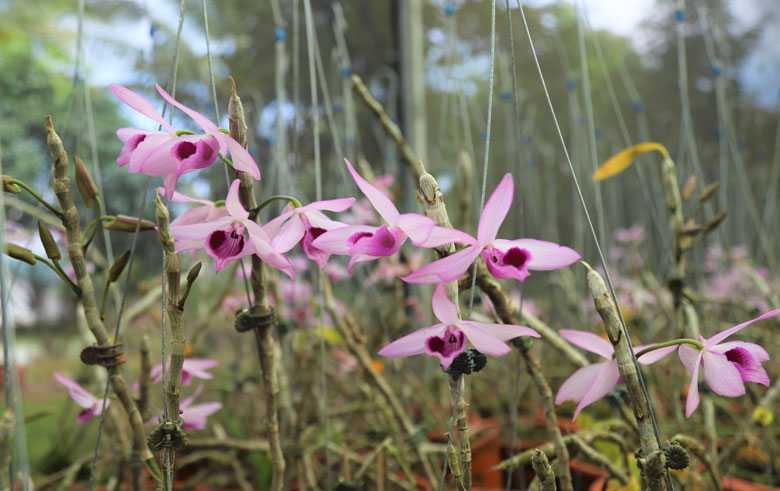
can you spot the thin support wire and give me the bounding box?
[514,4,672,488]
[466,0,497,318]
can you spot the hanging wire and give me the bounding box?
[302,1,331,487]
[88,1,189,488]
[514,4,673,488]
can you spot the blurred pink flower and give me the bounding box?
[150,358,219,387]
[54,372,109,422]
[613,225,644,243]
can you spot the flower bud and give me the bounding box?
[702,211,727,235]
[104,215,156,232]
[697,182,719,203]
[2,176,21,194]
[37,221,61,260]
[74,157,99,208]
[680,175,697,201]
[108,250,131,283]
[5,243,36,265]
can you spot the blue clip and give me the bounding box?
[633,100,643,113]
[340,67,352,79]
[275,28,287,41]
[566,79,576,92]
[501,90,511,101]
[675,9,685,22]
[711,64,722,77]
[444,3,456,17]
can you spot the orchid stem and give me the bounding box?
[33,254,80,295]
[7,178,64,219]
[634,339,703,359]
[255,195,303,214]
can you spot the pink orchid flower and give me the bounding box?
[110,84,260,198]
[263,198,355,269]
[555,330,676,419]
[149,358,220,387]
[312,159,439,273]
[378,283,540,369]
[180,384,222,430]
[402,174,580,284]
[678,309,779,418]
[169,179,293,277]
[54,372,110,422]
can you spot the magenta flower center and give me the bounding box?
[208,226,246,259]
[128,133,147,151]
[502,247,530,268]
[425,327,466,359]
[175,141,198,160]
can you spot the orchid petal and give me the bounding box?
[378,324,447,358]
[709,341,770,362]
[574,361,621,419]
[477,173,513,244]
[678,345,702,418]
[225,136,260,179]
[263,206,296,238]
[419,226,477,248]
[299,197,355,213]
[271,215,306,253]
[312,225,377,255]
[560,330,613,359]
[130,134,176,174]
[155,83,220,137]
[457,323,512,356]
[555,362,605,406]
[494,238,581,271]
[54,372,96,409]
[348,225,405,257]
[459,320,540,341]
[636,344,678,365]
[396,213,435,245]
[181,402,222,430]
[710,342,770,386]
[109,84,175,134]
[245,221,295,280]
[431,283,459,325]
[701,351,746,397]
[345,159,399,225]
[705,309,780,347]
[117,127,152,143]
[482,245,532,281]
[225,180,249,220]
[401,245,481,284]
[424,327,468,369]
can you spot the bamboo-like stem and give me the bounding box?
[45,116,158,478]
[138,330,151,420]
[321,276,437,485]
[154,193,185,484]
[228,79,285,491]
[583,262,666,489]
[531,449,556,491]
[492,430,624,470]
[351,74,420,179]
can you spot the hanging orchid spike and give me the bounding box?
[554,330,677,419]
[402,173,580,284]
[312,159,441,272]
[110,84,260,198]
[379,284,540,369]
[678,309,779,418]
[169,179,293,277]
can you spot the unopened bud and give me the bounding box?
[37,221,61,260]
[681,175,697,201]
[5,243,36,265]
[697,182,719,203]
[2,176,21,194]
[104,215,156,232]
[108,250,131,283]
[74,157,99,208]
[702,211,727,235]
[680,223,701,236]
[187,262,202,284]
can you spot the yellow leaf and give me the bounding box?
[592,142,670,181]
